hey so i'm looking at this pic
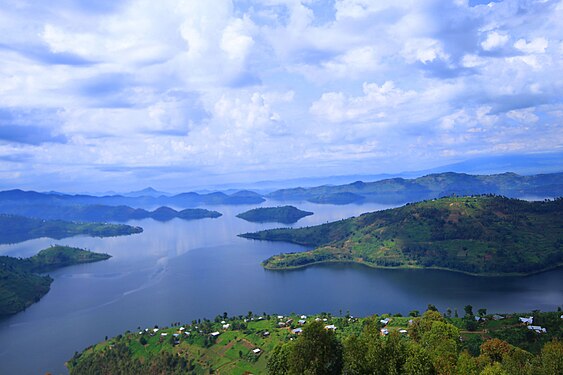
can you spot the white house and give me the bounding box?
[210,332,220,337]
[380,318,390,325]
[325,325,336,330]
[252,348,261,354]
[292,328,303,334]
[519,317,533,325]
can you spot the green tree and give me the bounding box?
[477,308,487,317]
[536,340,563,375]
[403,342,435,375]
[267,343,291,375]
[464,305,474,317]
[455,351,480,375]
[288,320,343,375]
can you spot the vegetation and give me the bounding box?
[236,206,313,224]
[0,214,143,244]
[267,172,563,204]
[0,245,111,317]
[67,307,563,374]
[240,196,563,275]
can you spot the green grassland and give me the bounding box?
[240,196,563,275]
[67,308,563,375]
[0,214,143,244]
[236,206,313,224]
[0,245,111,317]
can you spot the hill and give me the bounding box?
[0,214,143,245]
[240,196,563,275]
[236,206,313,224]
[0,245,111,317]
[267,172,563,204]
[67,308,563,375]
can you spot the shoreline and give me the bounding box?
[262,258,563,277]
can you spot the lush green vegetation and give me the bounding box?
[236,206,313,224]
[267,172,563,204]
[0,245,111,317]
[67,307,563,375]
[240,196,563,275]
[0,214,143,244]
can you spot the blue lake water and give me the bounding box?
[0,201,561,374]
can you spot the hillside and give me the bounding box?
[236,206,313,224]
[67,308,563,375]
[0,246,111,317]
[267,172,563,204]
[240,196,563,275]
[0,214,143,245]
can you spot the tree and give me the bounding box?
[464,305,473,317]
[288,320,343,375]
[410,310,420,317]
[480,339,512,364]
[478,308,487,317]
[403,342,435,375]
[455,351,479,375]
[139,336,147,346]
[537,340,563,375]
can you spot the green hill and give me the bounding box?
[236,206,313,224]
[67,309,563,375]
[0,245,111,317]
[240,196,563,275]
[0,214,143,244]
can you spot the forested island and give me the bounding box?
[236,206,313,224]
[0,214,143,244]
[240,196,563,275]
[67,307,562,375]
[0,245,111,317]
[267,172,563,204]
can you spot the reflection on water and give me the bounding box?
[0,200,561,374]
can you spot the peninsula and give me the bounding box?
[0,214,143,244]
[240,196,563,275]
[236,206,313,224]
[0,245,111,317]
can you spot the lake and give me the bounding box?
[0,200,561,374]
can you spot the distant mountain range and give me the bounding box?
[267,172,563,204]
[0,188,265,209]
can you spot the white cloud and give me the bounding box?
[481,31,509,51]
[506,108,539,124]
[514,37,548,54]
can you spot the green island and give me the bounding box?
[67,306,563,375]
[0,214,143,244]
[236,206,313,224]
[0,245,111,317]
[239,196,563,275]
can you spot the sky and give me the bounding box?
[0,0,562,192]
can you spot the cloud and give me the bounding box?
[0,0,561,190]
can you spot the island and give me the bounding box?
[67,307,562,375]
[0,214,143,244]
[240,196,563,275]
[236,206,313,224]
[0,245,111,317]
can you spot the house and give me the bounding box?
[278,322,286,327]
[153,328,159,333]
[221,321,226,324]
[179,327,185,331]
[527,325,547,333]
[263,331,270,337]
[277,315,284,319]
[210,332,220,337]
[252,348,261,354]
[474,316,481,321]
[161,333,168,336]
[519,317,533,325]
[399,329,408,334]
[173,333,179,337]
[292,328,303,334]
[492,315,504,320]
[300,315,307,319]
[184,332,191,336]
[222,324,230,329]
[315,317,322,322]
[380,318,390,325]
[325,325,336,330]
[286,319,294,324]
[380,328,389,335]
[298,319,306,325]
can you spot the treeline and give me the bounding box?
[267,310,562,375]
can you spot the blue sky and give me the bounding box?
[0,0,561,192]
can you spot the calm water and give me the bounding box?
[0,201,561,374]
